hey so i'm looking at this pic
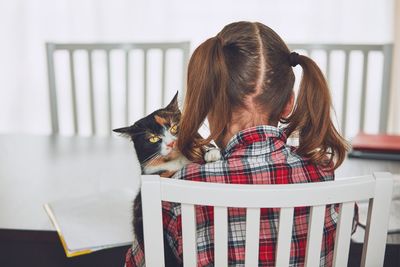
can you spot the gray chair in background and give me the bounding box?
[289,43,393,137]
[46,42,190,136]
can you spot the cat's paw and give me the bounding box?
[204,148,221,162]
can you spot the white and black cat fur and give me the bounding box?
[114,93,220,266]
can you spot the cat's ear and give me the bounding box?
[113,126,134,138]
[165,91,179,111]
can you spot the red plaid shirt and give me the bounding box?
[126,125,340,266]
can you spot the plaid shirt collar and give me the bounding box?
[223,125,287,158]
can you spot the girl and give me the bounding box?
[126,21,349,267]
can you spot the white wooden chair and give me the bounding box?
[141,172,393,267]
[46,42,190,136]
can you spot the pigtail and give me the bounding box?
[178,36,230,161]
[284,55,349,170]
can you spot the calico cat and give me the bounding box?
[113,93,220,266]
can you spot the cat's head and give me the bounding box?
[113,92,181,170]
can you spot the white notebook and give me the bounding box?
[44,188,135,257]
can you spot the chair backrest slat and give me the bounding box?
[275,207,294,266]
[181,203,197,267]
[161,49,167,107]
[46,43,59,134]
[105,50,112,132]
[68,50,78,134]
[181,46,190,101]
[341,51,350,136]
[140,173,393,267]
[244,208,261,267]
[46,42,190,136]
[141,176,165,267]
[380,45,393,133]
[124,50,130,125]
[304,205,325,267]
[143,49,148,116]
[214,206,228,267]
[359,52,369,131]
[332,202,355,267]
[325,50,331,82]
[87,51,96,134]
[361,172,393,267]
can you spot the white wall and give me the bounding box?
[0,0,395,135]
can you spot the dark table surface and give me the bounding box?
[1,229,399,267]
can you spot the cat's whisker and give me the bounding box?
[142,152,162,165]
[141,153,160,164]
[143,154,167,167]
[142,158,161,168]
[144,154,162,164]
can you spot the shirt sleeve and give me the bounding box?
[162,201,183,262]
[172,162,218,182]
[125,237,145,267]
[171,163,201,181]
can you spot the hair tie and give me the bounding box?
[289,52,300,67]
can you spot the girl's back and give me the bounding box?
[168,125,337,266]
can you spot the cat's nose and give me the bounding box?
[166,141,176,148]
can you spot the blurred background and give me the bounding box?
[0,0,399,138]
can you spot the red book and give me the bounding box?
[351,133,400,153]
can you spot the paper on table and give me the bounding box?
[44,188,135,257]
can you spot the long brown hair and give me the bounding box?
[178,21,348,169]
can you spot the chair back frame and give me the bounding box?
[141,172,393,267]
[46,42,190,135]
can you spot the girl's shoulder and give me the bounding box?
[286,145,335,181]
[172,159,228,182]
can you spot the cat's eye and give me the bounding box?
[149,136,160,143]
[170,124,178,134]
